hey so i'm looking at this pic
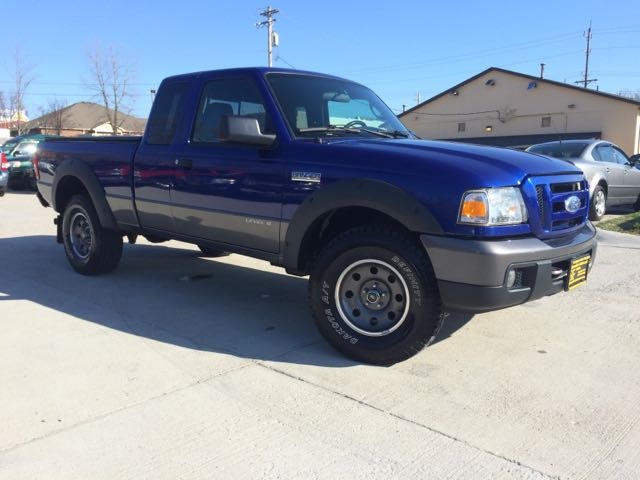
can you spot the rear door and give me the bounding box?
[612,146,640,203]
[169,74,283,253]
[593,144,626,204]
[134,81,190,233]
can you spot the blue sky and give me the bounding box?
[2,0,639,119]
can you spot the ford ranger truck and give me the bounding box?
[34,68,597,365]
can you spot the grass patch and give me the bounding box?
[597,211,640,235]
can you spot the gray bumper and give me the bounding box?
[420,223,597,312]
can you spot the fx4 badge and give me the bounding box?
[291,171,321,183]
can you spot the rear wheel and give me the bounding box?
[309,226,443,365]
[589,185,606,221]
[62,195,123,275]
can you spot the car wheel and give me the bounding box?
[309,225,443,365]
[197,245,229,257]
[634,195,640,212]
[589,186,606,221]
[62,195,123,275]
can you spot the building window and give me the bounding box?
[541,116,551,128]
[457,122,466,132]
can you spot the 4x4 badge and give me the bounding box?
[291,171,321,183]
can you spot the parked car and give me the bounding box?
[6,140,39,190]
[526,140,640,220]
[0,152,8,196]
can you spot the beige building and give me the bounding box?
[399,67,640,155]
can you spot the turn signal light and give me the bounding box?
[0,152,7,172]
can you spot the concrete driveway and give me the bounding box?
[1,191,639,479]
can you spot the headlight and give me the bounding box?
[458,187,528,225]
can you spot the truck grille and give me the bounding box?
[524,174,589,238]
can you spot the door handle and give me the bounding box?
[175,158,193,170]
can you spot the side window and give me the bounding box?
[146,83,189,145]
[612,147,630,165]
[595,145,616,164]
[192,78,273,143]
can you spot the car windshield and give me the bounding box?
[267,73,410,139]
[528,142,588,159]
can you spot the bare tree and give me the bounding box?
[87,45,135,134]
[0,91,6,116]
[38,98,69,135]
[8,48,35,135]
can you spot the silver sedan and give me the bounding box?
[526,140,640,221]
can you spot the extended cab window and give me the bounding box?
[146,82,189,145]
[192,78,273,143]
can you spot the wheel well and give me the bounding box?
[596,180,607,196]
[55,176,90,214]
[296,207,415,274]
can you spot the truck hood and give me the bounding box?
[323,138,582,187]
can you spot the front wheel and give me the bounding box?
[62,195,123,275]
[309,226,443,365]
[589,186,606,221]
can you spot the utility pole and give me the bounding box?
[257,6,279,67]
[575,22,597,88]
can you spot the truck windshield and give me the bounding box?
[267,73,411,139]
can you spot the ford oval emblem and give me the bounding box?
[565,195,581,213]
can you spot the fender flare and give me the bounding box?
[282,179,442,271]
[52,158,118,230]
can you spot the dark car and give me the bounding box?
[6,140,40,190]
[526,140,640,220]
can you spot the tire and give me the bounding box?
[634,195,640,212]
[589,185,606,221]
[62,195,123,275]
[197,245,229,257]
[309,225,443,365]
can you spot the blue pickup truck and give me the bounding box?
[34,67,596,364]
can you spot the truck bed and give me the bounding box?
[37,136,142,228]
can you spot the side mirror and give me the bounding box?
[629,154,640,166]
[12,150,21,156]
[222,116,276,147]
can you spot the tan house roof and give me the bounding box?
[26,102,147,135]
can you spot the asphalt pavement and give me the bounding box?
[1,190,639,479]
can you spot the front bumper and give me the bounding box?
[421,223,597,312]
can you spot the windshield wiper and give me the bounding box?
[297,126,362,135]
[358,128,410,139]
[297,126,411,139]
